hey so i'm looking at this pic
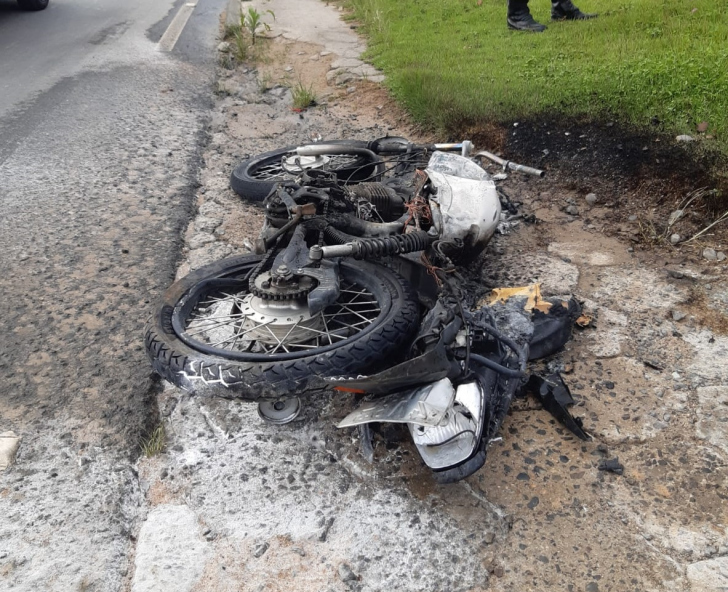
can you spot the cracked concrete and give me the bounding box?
[686,556,728,591]
[131,504,211,592]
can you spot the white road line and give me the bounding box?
[157,2,198,53]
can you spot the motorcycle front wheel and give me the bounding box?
[145,254,420,400]
[230,142,380,201]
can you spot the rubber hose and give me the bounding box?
[324,225,357,245]
[469,353,526,379]
[327,212,404,237]
[479,323,529,373]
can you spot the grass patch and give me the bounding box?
[140,424,166,458]
[221,8,276,64]
[258,72,274,93]
[342,0,728,149]
[291,80,317,110]
[243,7,275,45]
[231,26,249,62]
[221,21,249,62]
[222,21,241,41]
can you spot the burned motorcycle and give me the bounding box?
[145,138,584,483]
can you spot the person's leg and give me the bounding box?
[551,0,597,20]
[507,0,547,32]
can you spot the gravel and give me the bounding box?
[703,247,718,260]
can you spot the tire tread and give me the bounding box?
[145,255,419,400]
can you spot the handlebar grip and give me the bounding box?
[433,141,473,156]
[508,163,545,178]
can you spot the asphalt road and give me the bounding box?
[0,0,227,588]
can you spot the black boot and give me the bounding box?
[507,0,547,32]
[551,0,597,20]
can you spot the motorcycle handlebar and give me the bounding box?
[475,150,545,178]
[294,145,386,178]
[297,140,474,158]
[296,142,544,177]
[296,144,375,158]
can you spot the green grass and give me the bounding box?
[291,81,317,110]
[221,9,275,63]
[243,7,275,45]
[343,0,728,147]
[222,22,249,63]
[140,424,166,458]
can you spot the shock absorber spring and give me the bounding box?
[319,228,432,260]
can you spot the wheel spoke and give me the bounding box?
[261,324,290,354]
[337,299,379,306]
[197,293,242,305]
[228,329,255,352]
[185,315,247,336]
[188,312,246,323]
[184,277,383,355]
[198,290,247,304]
[334,304,379,323]
[327,317,374,331]
[252,161,292,181]
[269,317,304,354]
[285,323,349,341]
[227,321,252,351]
[254,154,364,181]
[319,311,334,345]
[340,290,374,305]
[206,320,272,348]
[328,307,381,317]
[282,342,321,350]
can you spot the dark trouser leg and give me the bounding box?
[507,0,547,32]
[507,0,529,18]
[551,0,598,20]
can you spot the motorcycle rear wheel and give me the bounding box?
[145,254,420,400]
[230,141,380,201]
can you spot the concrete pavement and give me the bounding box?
[0,0,227,588]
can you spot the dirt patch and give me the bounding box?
[255,40,335,99]
[684,285,728,335]
[249,37,419,139]
[488,116,728,251]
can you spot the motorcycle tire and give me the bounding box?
[145,254,420,401]
[230,141,379,202]
[17,0,49,9]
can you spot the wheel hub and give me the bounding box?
[240,293,324,345]
[281,154,330,174]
